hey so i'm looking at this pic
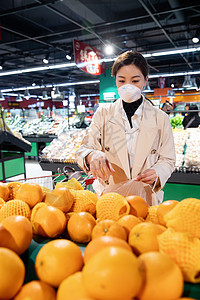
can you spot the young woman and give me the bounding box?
[75,51,175,205]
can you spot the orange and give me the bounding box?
[57,271,92,300]
[0,215,32,255]
[84,236,132,264]
[31,203,66,238]
[0,199,31,221]
[137,251,184,300]
[164,198,200,238]
[158,228,200,283]
[92,220,127,241]
[16,183,43,208]
[177,298,196,300]
[35,239,83,287]
[45,187,74,213]
[70,190,98,216]
[117,214,142,235]
[0,197,5,208]
[13,280,56,300]
[0,247,25,299]
[128,222,165,255]
[7,182,22,200]
[67,212,96,243]
[40,186,51,199]
[82,246,143,300]
[145,205,159,224]
[55,178,84,190]
[96,192,130,221]
[157,200,179,226]
[0,182,9,201]
[125,195,148,218]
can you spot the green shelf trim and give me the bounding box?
[4,157,25,179]
[25,142,37,157]
[163,183,200,202]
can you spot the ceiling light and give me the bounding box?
[171,84,174,88]
[32,82,36,86]
[43,54,49,64]
[0,66,3,71]
[54,86,61,96]
[105,45,114,55]
[143,82,152,93]
[152,48,197,56]
[182,75,192,88]
[187,77,198,90]
[16,93,23,102]
[42,91,48,100]
[167,89,175,98]
[192,37,199,44]
[0,91,5,101]
[24,88,30,100]
[66,54,72,60]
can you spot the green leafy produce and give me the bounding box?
[170,114,184,129]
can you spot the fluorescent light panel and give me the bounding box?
[0,47,199,77]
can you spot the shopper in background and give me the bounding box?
[182,104,200,129]
[75,51,176,205]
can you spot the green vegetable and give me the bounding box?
[170,114,184,129]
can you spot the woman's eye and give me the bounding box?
[119,80,125,83]
[132,80,139,83]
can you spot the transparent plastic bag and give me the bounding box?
[103,179,147,199]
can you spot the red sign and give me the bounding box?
[73,39,104,75]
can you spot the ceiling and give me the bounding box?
[0,0,200,97]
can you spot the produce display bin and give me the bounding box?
[24,135,56,158]
[21,237,200,299]
[0,130,31,180]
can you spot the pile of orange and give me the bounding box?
[0,179,199,299]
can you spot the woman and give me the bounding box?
[75,51,175,205]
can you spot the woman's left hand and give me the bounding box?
[135,169,157,185]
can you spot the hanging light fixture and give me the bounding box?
[43,53,49,64]
[24,88,30,100]
[167,89,175,98]
[16,93,23,102]
[143,82,152,93]
[42,90,48,100]
[54,86,61,97]
[0,90,5,101]
[182,75,192,88]
[189,77,198,90]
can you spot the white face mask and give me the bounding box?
[118,84,141,103]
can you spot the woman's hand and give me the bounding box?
[86,150,115,181]
[135,169,157,185]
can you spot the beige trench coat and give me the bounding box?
[75,97,176,205]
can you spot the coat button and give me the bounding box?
[151,149,156,154]
[105,147,110,152]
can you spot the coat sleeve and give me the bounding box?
[75,105,106,172]
[151,112,176,192]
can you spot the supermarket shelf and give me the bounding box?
[39,160,82,174]
[23,135,57,143]
[0,131,31,152]
[167,167,200,185]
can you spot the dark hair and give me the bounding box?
[112,50,149,78]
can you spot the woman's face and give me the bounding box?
[115,64,148,92]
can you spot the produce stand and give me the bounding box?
[23,135,56,158]
[0,131,31,181]
[21,236,200,299]
[163,167,200,202]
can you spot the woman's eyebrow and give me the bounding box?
[117,75,141,78]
